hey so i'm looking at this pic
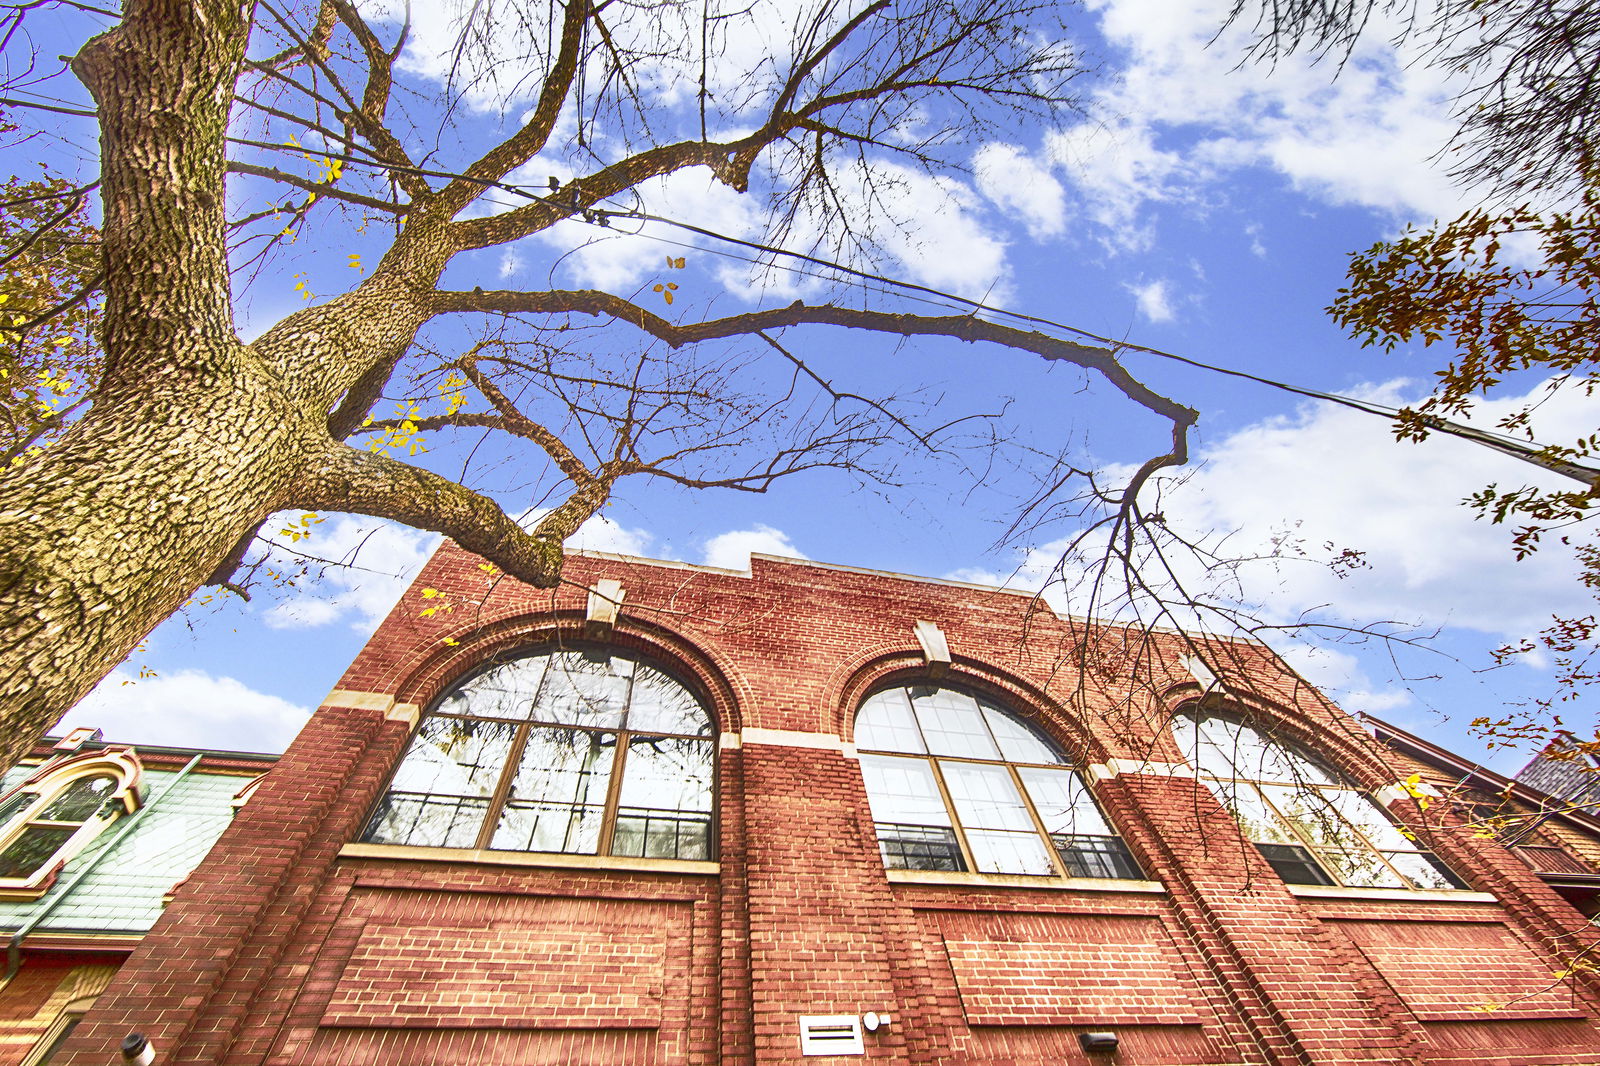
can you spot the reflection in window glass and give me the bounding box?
[0,827,74,879]
[856,683,1142,879]
[363,648,717,860]
[0,767,130,884]
[1174,711,1467,891]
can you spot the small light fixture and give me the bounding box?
[862,1011,892,1032]
[121,1032,156,1065]
[1078,1031,1118,1054]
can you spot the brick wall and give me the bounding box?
[51,545,1600,1064]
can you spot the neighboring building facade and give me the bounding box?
[47,546,1600,1064]
[0,734,275,1065]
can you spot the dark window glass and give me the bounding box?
[36,776,114,822]
[1254,843,1336,886]
[363,648,716,860]
[1053,835,1144,880]
[0,827,74,879]
[876,824,966,871]
[856,685,1142,879]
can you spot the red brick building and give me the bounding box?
[51,546,1600,1064]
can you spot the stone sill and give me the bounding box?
[337,842,718,876]
[887,869,1165,893]
[1287,884,1497,904]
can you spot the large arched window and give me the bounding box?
[1173,711,1466,891]
[363,647,716,861]
[855,683,1142,879]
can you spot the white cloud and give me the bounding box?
[974,143,1067,239]
[702,524,807,570]
[1276,644,1414,715]
[1125,278,1175,322]
[55,669,311,754]
[1107,378,1595,640]
[565,513,654,556]
[259,516,440,634]
[1052,0,1496,250]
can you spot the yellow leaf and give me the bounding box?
[421,587,440,598]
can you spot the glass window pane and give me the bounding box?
[964,829,1055,875]
[1260,783,1357,849]
[364,793,490,848]
[859,755,952,827]
[388,717,519,799]
[1386,851,1467,890]
[612,808,712,860]
[504,727,616,809]
[627,667,713,736]
[875,824,965,871]
[617,736,714,813]
[982,706,1064,764]
[1254,843,1335,885]
[1017,767,1109,836]
[532,651,633,728]
[855,690,926,753]
[911,688,1001,758]
[0,826,74,878]
[491,800,605,853]
[385,719,511,800]
[1321,788,1416,850]
[439,657,548,720]
[1053,835,1143,879]
[1179,715,1332,785]
[0,791,35,826]
[1204,780,1295,844]
[940,761,1034,831]
[1317,846,1406,888]
[36,775,116,822]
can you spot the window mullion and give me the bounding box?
[928,758,978,874]
[1252,779,1342,884]
[1331,786,1422,888]
[477,721,532,850]
[596,729,629,857]
[1009,763,1067,877]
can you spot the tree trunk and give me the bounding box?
[0,1,276,767]
[0,357,309,767]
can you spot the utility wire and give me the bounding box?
[591,206,1600,482]
[25,104,1600,483]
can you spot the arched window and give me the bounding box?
[0,752,141,898]
[855,683,1142,879]
[362,647,716,861]
[1173,711,1466,890]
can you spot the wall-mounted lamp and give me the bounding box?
[1078,1031,1118,1054]
[862,1011,892,1032]
[121,1032,156,1065]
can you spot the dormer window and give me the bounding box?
[0,751,142,899]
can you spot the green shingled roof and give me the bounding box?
[0,763,259,936]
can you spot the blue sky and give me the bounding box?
[17,0,1592,772]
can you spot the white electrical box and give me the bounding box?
[799,1015,865,1056]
